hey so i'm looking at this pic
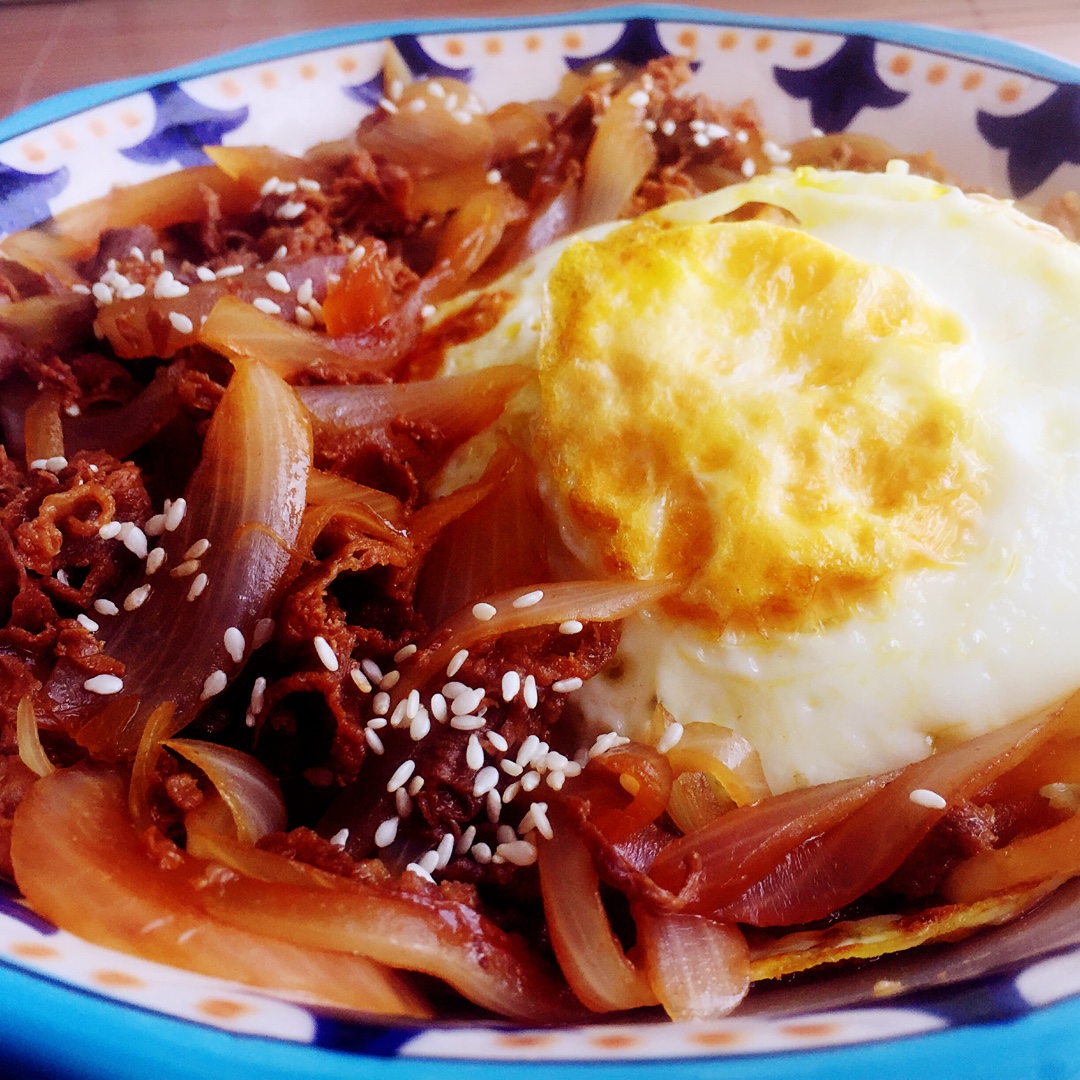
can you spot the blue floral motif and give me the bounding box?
[566,17,684,72]
[346,35,473,107]
[774,36,907,133]
[120,83,248,168]
[0,162,69,234]
[0,881,56,936]
[978,85,1080,198]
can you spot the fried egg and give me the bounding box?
[437,166,1080,793]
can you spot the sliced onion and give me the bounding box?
[95,281,227,359]
[50,361,311,759]
[16,696,54,778]
[634,908,749,1020]
[0,292,95,349]
[665,720,771,807]
[11,767,428,1018]
[576,79,657,229]
[570,743,673,844]
[298,499,406,551]
[193,845,579,1021]
[667,772,733,835]
[127,700,176,831]
[538,804,656,1011]
[204,145,332,197]
[306,469,405,527]
[164,738,286,844]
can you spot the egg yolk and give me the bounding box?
[538,217,986,633]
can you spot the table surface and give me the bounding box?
[1,0,1079,122]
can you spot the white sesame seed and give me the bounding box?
[265,270,291,294]
[909,788,947,810]
[296,278,314,306]
[486,789,502,823]
[497,840,538,867]
[452,687,485,716]
[394,643,417,664]
[402,687,420,720]
[390,699,409,728]
[497,824,516,845]
[164,498,187,532]
[435,832,455,870]
[330,827,349,848]
[473,765,500,797]
[294,306,315,328]
[409,709,431,741]
[361,658,384,683]
[552,677,583,694]
[628,89,650,108]
[396,788,413,817]
[367,717,387,730]
[144,514,166,537]
[123,584,151,611]
[308,297,324,321]
[741,157,757,178]
[502,781,521,803]
[28,459,47,471]
[71,283,92,295]
[253,297,282,315]
[184,538,210,559]
[119,283,146,300]
[145,547,166,575]
[442,682,469,699]
[150,248,165,264]
[421,303,436,320]
[520,771,541,792]
[56,569,69,587]
[592,61,615,74]
[455,825,477,856]
[200,669,227,700]
[446,649,469,677]
[516,735,540,768]
[350,667,372,693]
[129,247,145,262]
[429,692,447,722]
[364,727,385,754]
[523,674,538,709]
[347,244,368,266]
[373,691,390,716]
[249,677,266,716]
[544,752,570,772]
[216,264,245,278]
[428,81,446,99]
[77,613,99,632]
[91,282,114,304]
[762,139,791,164]
[260,176,281,197]
[563,761,582,778]
[94,599,119,616]
[252,617,275,648]
[380,669,401,690]
[661,118,676,136]
[374,817,399,848]
[276,201,307,220]
[196,266,217,282]
[487,731,508,753]
[168,311,194,335]
[408,97,427,113]
[657,721,685,754]
[408,775,424,797]
[84,673,123,695]
[153,270,189,300]
[122,526,148,559]
[531,802,554,840]
[98,521,122,540]
[297,177,321,192]
[273,244,289,260]
[466,734,485,771]
[387,760,416,793]
[558,620,583,635]
[692,131,710,148]
[486,168,502,185]
[379,97,400,114]
[530,741,550,768]
[171,559,200,578]
[546,770,566,791]
[450,715,486,731]
[224,627,245,664]
[512,590,543,608]
[45,456,68,474]
[406,861,435,884]
[187,572,208,601]
[500,759,524,777]
[472,602,497,621]
[689,119,706,132]
[706,122,730,140]
[643,118,657,133]
[886,158,911,176]
[810,126,824,138]
[471,842,492,864]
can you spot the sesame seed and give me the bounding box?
[200,669,227,700]
[77,613,99,632]
[544,751,570,772]
[121,526,147,559]
[643,118,657,133]
[45,456,68,474]
[530,741,550,768]
[886,158,911,176]
[811,126,825,138]
[408,97,427,113]
[98,521,122,540]
[361,658,384,683]
[516,735,540,768]
[153,270,189,300]
[428,81,446,99]
[546,770,566,791]
[473,765,500,797]
[657,721,684,754]
[909,788,947,810]
[523,674,538,709]
[168,311,194,335]
[706,122,730,140]
[123,584,151,611]
[563,761,582,778]
[741,157,757,178]
[552,677,583,693]
[592,61,615,74]
[404,687,421,720]
[409,709,431,741]
[450,714,485,731]
[661,118,676,136]
[471,842,492,864]
[512,590,543,608]
[408,775,424,796]
[762,139,791,164]
[558,620,583,636]
[429,692,447,721]
[497,824,516,845]
[265,270,291,294]
[389,699,409,727]
[294,307,315,328]
[56,569,70,587]
[224,627,245,664]
[367,717,387,730]
[91,282,114,304]
[71,283,91,295]
[84,673,123,695]
[497,840,537,867]
[119,283,146,300]
[380,669,401,690]
[417,850,440,874]
[296,278,314,306]
[184,538,210,559]
[130,247,145,262]
[531,802,554,840]
[196,266,217,283]
[442,682,468,699]
[297,177,321,192]
[350,667,372,693]
[249,677,266,716]
[486,789,502,823]
[144,514,166,537]
[330,827,349,847]
[374,817,399,847]
[396,788,413,817]
[452,687,485,716]
[145,547,166,575]
[379,97,400,114]
[251,617,275,649]
[171,559,200,578]
[628,89,649,108]
[150,248,165,264]
[472,602,497,621]
[387,760,416,793]
[466,734,485,770]
[347,244,368,266]
[273,245,289,260]
[373,691,390,716]
[487,731,508,753]
[406,862,435,884]
[187,573,208,601]
[260,176,281,196]
[446,649,469,677]
[216,265,245,278]
[394,643,417,663]
[501,781,521,803]
[456,825,477,856]
[435,833,455,870]
[253,297,281,315]
[500,759,523,777]
[692,131,710,148]
[94,599,119,616]
[164,498,187,532]
[28,459,47,471]
[520,771,541,792]
[276,201,307,220]
[421,303,436,319]
[689,119,706,132]
[486,168,502,184]
[364,727,385,754]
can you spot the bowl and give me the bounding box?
[3,6,1080,1078]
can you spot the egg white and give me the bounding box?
[438,167,1080,793]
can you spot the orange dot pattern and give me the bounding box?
[890,53,912,76]
[962,70,984,91]
[754,33,773,52]
[999,79,1023,102]
[197,997,254,1020]
[720,31,738,50]
[927,62,948,85]
[93,969,145,989]
[10,942,58,959]
[794,38,813,58]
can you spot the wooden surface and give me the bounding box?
[1,0,1079,121]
